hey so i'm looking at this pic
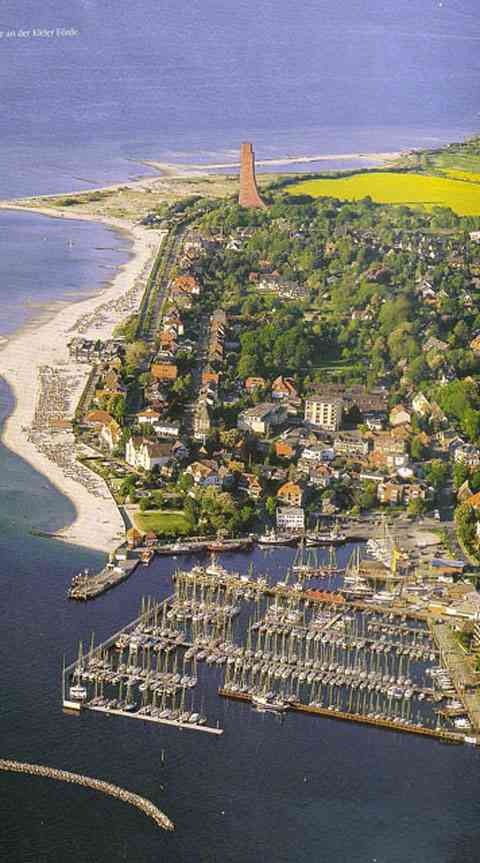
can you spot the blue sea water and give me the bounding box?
[0,210,130,337]
[0,0,479,195]
[1,1,480,860]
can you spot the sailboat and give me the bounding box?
[321,546,345,577]
[306,519,346,546]
[69,641,88,702]
[291,540,320,579]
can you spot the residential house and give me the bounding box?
[276,506,305,531]
[300,444,336,463]
[172,274,200,296]
[136,407,161,426]
[126,437,174,471]
[470,335,480,355]
[185,460,222,487]
[193,401,211,441]
[402,483,427,504]
[276,481,307,507]
[85,409,115,428]
[371,432,409,470]
[333,432,370,458]
[202,368,220,387]
[412,392,432,418]
[237,402,286,436]
[364,411,385,431]
[154,421,180,439]
[244,376,266,392]
[308,464,333,488]
[163,309,184,335]
[271,376,298,400]
[171,440,189,461]
[159,330,178,352]
[100,419,122,453]
[389,405,412,427]
[423,335,448,354]
[275,439,297,459]
[238,472,263,499]
[151,361,178,382]
[454,443,480,468]
[378,481,403,505]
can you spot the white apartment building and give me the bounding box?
[276,506,305,531]
[304,397,343,431]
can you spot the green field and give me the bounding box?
[134,509,191,537]
[288,171,480,216]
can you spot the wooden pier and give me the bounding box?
[85,703,223,735]
[218,689,464,744]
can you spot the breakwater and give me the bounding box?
[0,759,174,831]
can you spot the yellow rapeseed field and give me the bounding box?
[288,171,480,216]
[444,170,480,184]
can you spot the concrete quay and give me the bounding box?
[218,689,464,745]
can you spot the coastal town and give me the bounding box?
[5,3,480,858]
[5,139,480,745]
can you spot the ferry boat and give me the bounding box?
[207,538,251,552]
[257,530,297,546]
[306,528,347,546]
[158,540,195,555]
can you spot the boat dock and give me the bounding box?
[64,553,477,746]
[63,595,224,734]
[87,703,223,734]
[68,558,139,600]
[218,688,464,744]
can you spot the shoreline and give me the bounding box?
[0,205,163,552]
[140,149,407,174]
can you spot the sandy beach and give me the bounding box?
[0,206,163,552]
[142,150,407,174]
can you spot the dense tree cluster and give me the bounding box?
[186,190,480,396]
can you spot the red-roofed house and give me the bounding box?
[272,376,298,400]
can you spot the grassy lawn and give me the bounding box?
[133,509,191,536]
[287,171,480,216]
[433,152,480,173]
[312,359,356,374]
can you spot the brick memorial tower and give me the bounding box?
[239,142,266,209]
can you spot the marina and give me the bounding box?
[63,540,480,746]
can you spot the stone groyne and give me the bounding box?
[0,759,174,832]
